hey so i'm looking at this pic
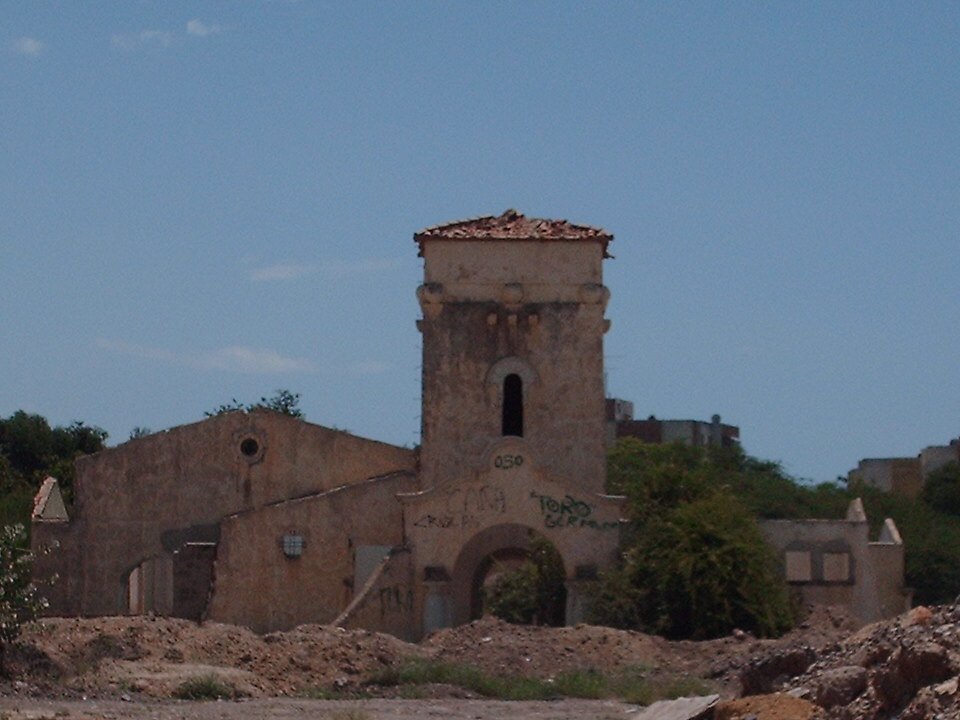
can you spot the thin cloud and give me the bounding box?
[97,338,315,374]
[251,263,318,282]
[111,30,172,51]
[186,19,223,37]
[11,37,43,56]
[196,346,316,374]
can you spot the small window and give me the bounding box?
[502,373,523,437]
[240,438,260,457]
[822,552,851,582]
[281,534,305,558]
[785,551,812,582]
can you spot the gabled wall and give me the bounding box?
[760,500,910,625]
[32,410,416,621]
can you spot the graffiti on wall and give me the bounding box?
[413,484,507,531]
[530,491,619,531]
[379,585,414,616]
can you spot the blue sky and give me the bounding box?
[2,2,957,483]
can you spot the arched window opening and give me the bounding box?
[502,374,523,437]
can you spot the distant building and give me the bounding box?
[760,498,910,626]
[848,438,960,498]
[605,398,740,448]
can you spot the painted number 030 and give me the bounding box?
[494,454,524,470]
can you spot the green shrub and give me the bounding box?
[173,674,239,700]
[923,462,960,517]
[596,441,796,639]
[484,534,566,626]
[592,491,794,639]
[0,523,48,673]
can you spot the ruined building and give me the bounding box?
[33,211,624,639]
[31,211,909,636]
[848,438,960,498]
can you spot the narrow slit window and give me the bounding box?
[502,373,524,437]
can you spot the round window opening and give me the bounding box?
[240,438,260,457]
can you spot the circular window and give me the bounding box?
[240,438,260,457]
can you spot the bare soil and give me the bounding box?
[0,605,865,719]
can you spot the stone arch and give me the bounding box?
[485,356,538,389]
[450,523,567,626]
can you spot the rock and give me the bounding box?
[873,641,955,710]
[740,647,817,696]
[809,665,868,708]
[903,606,933,626]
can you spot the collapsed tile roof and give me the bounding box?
[414,209,613,254]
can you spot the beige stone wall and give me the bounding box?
[423,241,602,297]
[39,411,415,618]
[402,437,623,635]
[208,471,418,634]
[760,512,909,626]
[418,239,609,496]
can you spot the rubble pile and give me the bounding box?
[4,616,427,697]
[744,605,960,718]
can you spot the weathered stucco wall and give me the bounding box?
[402,437,623,635]
[38,411,415,619]
[208,471,418,634]
[418,240,608,496]
[760,504,909,626]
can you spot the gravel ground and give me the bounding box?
[0,697,636,720]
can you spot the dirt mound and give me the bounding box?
[5,615,426,697]
[424,615,670,678]
[715,693,825,719]
[0,603,859,704]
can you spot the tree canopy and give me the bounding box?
[0,411,107,524]
[592,440,796,639]
[205,389,303,419]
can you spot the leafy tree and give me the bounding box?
[0,524,48,674]
[922,462,960,517]
[593,492,793,639]
[128,427,153,441]
[592,440,796,639]
[205,390,303,419]
[254,390,303,417]
[485,535,566,626]
[0,412,107,518]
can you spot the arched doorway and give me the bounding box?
[451,523,567,626]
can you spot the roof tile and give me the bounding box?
[415,209,613,245]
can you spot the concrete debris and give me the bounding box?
[751,604,960,718]
[630,694,719,720]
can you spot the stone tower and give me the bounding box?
[414,209,613,492]
[404,210,622,634]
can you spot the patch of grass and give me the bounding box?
[367,660,555,700]
[617,673,713,706]
[366,660,713,704]
[173,674,239,700]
